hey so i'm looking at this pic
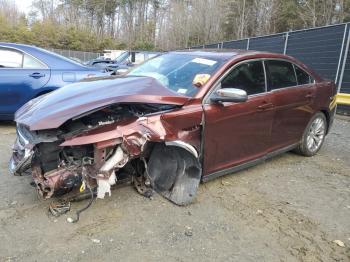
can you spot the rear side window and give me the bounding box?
[221,60,266,96]
[0,48,23,68]
[0,47,46,69]
[294,65,311,85]
[266,60,297,90]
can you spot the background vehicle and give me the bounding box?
[84,57,114,69]
[87,50,162,73]
[9,50,336,206]
[0,43,107,120]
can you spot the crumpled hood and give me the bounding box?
[15,76,190,130]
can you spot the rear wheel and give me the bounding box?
[295,112,327,157]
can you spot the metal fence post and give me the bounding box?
[335,23,348,84]
[337,24,350,93]
[283,32,289,54]
[246,38,250,50]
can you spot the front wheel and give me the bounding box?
[295,112,327,157]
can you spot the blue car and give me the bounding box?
[0,43,107,120]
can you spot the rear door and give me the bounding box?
[203,60,274,177]
[265,60,316,151]
[0,47,50,119]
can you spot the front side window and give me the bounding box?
[221,60,266,96]
[128,53,225,97]
[266,60,297,90]
[294,65,311,85]
[0,48,23,68]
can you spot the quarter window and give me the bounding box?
[294,65,311,85]
[266,60,297,90]
[221,61,266,96]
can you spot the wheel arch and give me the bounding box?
[319,109,331,134]
[146,142,202,205]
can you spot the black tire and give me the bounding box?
[294,112,327,157]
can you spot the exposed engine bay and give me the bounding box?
[9,102,203,220]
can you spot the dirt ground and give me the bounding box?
[0,117,349,262]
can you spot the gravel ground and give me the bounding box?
[0,117,349,262]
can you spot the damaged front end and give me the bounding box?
[9,102,203,206]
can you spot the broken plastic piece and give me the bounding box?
[49,200,71,217]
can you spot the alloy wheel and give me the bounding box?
[306,117,326,152]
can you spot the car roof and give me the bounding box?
[0,42,92,70]
[171,49,293,62]
[170,49,316,75]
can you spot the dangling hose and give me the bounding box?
[66,185,94,223]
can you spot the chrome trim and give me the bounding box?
[283,32,289,54]
[262,60,268,92]
[292,64,298,84]
[165,140,199,158]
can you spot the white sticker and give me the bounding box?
[191,58,217,66]
[177,88,187,94]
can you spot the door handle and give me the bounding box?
[29,72,45,79]
[257,103,274,111]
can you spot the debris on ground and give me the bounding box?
[185,226,193,237]
[49,200,71,217]
[256,209,263,215]
[91,239,101,244]
[333,240,345,247]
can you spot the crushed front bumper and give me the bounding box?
[9,125,34,175]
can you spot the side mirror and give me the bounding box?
[210,88,248,103]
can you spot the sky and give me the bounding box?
[14,0,33,15]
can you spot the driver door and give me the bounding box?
[203,60,274,177]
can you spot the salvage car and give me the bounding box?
[0,43,107,120]
[9,50,336,207]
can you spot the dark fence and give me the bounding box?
[190,23,350,100]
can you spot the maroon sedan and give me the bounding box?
[9,50,336,206]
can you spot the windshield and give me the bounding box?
[115,52,129,63]
[127,53,225,97]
